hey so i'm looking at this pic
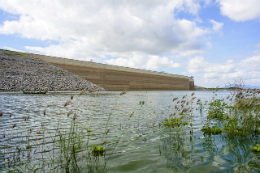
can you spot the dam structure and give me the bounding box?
[30,53,194,91]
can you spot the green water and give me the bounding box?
[0,91,260,172]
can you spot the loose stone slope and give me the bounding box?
[0,49,103,91]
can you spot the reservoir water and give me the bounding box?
[0,91,260,172]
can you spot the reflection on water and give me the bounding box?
[0,91,259,172]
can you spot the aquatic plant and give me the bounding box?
[87,129,93,132]
[91,145,105,152]
[139,101,145,106]
[162,117,188,128]
[201,125,222,135]
[250,144,260,152]
[91,145,106,157]
[207,99,228,120]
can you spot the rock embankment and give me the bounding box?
[0,49,103,91]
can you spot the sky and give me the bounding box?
[0,0,260,88]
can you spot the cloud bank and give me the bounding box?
[0,0,211,69]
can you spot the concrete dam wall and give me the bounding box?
[30,53,194,91]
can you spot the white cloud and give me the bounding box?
[188,57,236,74]
[187,56,209,73]
[187,55,260,87]
[240,55,260,71]
[104,53,181,70]
[202,69,260,88]
[210,19,223,32]
[256,43,260,47]
[205,60,236,73]
[0,0,211,69]
[217,0,260,21]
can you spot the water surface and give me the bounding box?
[0,91,260,172]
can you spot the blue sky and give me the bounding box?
[0,0,260,88]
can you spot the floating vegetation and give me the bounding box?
[91,145,106,156]
[91,145,105,152]
[162,117,188,128]
[201,126,222,135]
[250,144,260,152]
[87,129,93,132]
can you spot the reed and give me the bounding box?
[201,86,260,139]
[0,95,115,173]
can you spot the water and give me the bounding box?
[0,91,260,172]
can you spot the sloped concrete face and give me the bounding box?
[30,53,194,91]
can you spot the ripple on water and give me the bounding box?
[0,91,258,172]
